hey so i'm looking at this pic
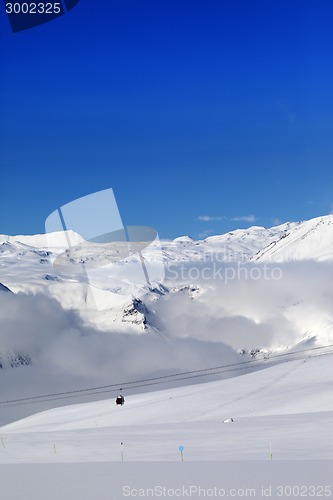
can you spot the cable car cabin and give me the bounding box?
[116,394,125,406]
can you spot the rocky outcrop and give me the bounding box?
[122,299,149,329]
[0,352,32,369]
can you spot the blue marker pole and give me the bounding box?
[179,445,184,462]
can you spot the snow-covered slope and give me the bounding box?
[255,215,333,262]
[1,352,333,461]
[0,230,85,248]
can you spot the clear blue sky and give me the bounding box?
[1,0,333,239]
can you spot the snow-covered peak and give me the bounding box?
[173,235,194,243]
[2,215,332,263]
[255,214,333,262]
[0,230,85,249]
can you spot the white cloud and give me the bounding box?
[197,215,257,223]
[162,260,333,351]
[197,215,224,222]
[231,215,257,223]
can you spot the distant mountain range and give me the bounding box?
[1,214,333,359]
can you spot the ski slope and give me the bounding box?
[1,353,332,463]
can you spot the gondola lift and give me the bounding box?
[115,389,125,406]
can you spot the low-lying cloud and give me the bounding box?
[1,259,333,425]
[160,260,333,351]
[0,290,240,424]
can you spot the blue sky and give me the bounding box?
[1,0,333,239]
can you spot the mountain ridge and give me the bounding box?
[1,213,333,356]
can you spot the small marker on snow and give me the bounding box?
[179,445,184,462]
[121,442,124,462]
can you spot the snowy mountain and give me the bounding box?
[1,214,333,427]
[255,215,333,262]
[1,214,333,331]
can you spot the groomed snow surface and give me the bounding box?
[1,353,332,464]
[1,354,333,500]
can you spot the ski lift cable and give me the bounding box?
[1,341,332,406]
[1,350,332,409]
[0,345,332,408]
[0,343,332,406]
